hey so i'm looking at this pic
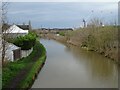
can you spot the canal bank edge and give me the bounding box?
[2,40,46,89]
[43,34,118,64]
[19,41,47,89]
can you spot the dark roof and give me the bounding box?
[2,23,31,31]
[17,25,29,30]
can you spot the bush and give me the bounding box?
[13,32,37,50]
[59,32,65,36]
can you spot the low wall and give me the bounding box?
[21,48,33,58]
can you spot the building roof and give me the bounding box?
[17,25,30,30]
[5,25,28,34]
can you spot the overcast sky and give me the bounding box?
[7,2,118,28]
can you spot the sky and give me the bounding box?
[7,2,118,29]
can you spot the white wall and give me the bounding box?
[21,48,33,58]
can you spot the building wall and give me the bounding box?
[21,48,33,58]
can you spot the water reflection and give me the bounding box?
[32,39,118,88]
[65,44,118,81]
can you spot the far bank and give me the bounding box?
[38,25,119,64]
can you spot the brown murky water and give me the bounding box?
[32,39,118,88]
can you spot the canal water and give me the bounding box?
[32,39,118,88]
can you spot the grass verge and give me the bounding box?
[2,40,46,89]
[19,41,46,89]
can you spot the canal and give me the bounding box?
[32,39,118,88]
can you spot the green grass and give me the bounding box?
[2,60,27,88]
[59,32,65,36]
[19,41,46,88]
[2,40,46,88]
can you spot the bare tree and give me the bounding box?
[0,1,2,90]
[0,2,9,65]
[0,2,3,66]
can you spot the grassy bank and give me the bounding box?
[45,26,118,63]
[2,40,46,89]
[66,26,118,63]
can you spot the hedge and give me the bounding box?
[13,32,37,50]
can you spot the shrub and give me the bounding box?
[59,32,65,36]
[13,32,37,50]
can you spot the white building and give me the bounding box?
[4,25,28,38]
[0,38,20,62]
[0,25,31,62]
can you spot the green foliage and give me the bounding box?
[59,32,65,36]
[2,40,46,88]
[20,53,46,88]
[2,61,27,88]
[19,41,46,88]
[13,32,37,50]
